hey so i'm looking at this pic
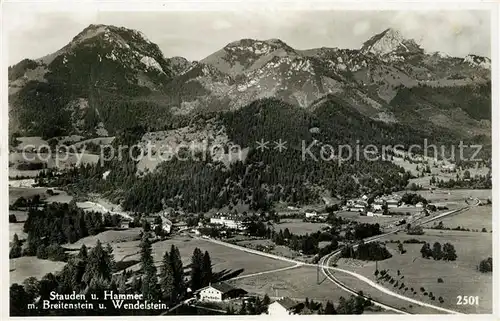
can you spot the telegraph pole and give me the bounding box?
[317,262,320,284]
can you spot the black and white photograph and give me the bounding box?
[2,1,497,317]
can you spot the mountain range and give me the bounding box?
[8,23,492,212]
[8,24,491,140]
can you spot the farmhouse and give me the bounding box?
[197,282,247,302]
[415,202,424,208]
[210,213,244,230]
[386,198,400,208]
[120,219,131,229]
[268,297,301,315]
[373,204,383,211]
[349,202,367,212]
[305,211,318,218]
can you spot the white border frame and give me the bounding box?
[0,1,498,320]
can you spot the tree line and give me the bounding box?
[341,241,392,261]
[420,242,457,261]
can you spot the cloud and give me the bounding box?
[212,19,232,30]
[5,9,491,65]
[353,20,371,36]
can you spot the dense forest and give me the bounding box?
[390,82,491,122]
[22,202,122,249]
[40,98,423,213]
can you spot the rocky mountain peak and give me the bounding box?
[464,54,491,69]
[361,28,423,57]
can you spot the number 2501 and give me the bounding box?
[457,296,479,305]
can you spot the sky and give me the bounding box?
[5,8,491,66]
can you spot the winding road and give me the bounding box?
[197,206,471,314]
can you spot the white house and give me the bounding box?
[349,203,366,212]
[305,211,318,218]
[120,219,131,229]
[268,297,300,316]
[415,202,424,208]
[197,282,247,302]
[386,199,400,208]
[373,204,383,211]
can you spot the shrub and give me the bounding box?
[424,292,428,296]
[478,257,493,273]
[437,278,444,283]
[481,228,487,232]
[438,297,444,303]
[407,225,425,235]
[420,287,425,292]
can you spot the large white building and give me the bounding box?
[268,297,300,315]
[210,214,244,230]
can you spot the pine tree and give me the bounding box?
[432,242,443,260]
[324,300,337,314]
[169,245,185,302]
[140,232,159,301]
[105,243,116,273]
[420,242,432,258]
[160,251,174,304]
[78,244,88,261]
[442,243,457,261]
[263,294,271,306]
[117,272,128,293]
[22,277,40,302]
[190,248,203,291]
[10,234,22,259]
[82,240,112,285]
[201,251,212,287]
[10,284,29,316]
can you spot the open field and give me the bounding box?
[233,238,312,262]
[417,189,491,204]
[9,187,72,205]
[336,229,492,313]
[273,219,328,235]
[391,156,490,189]
[230,265,432,314]
[336,211,401,228]
[9,151,99,178]
[10,222,27,243]
[63,228,143,250]
[423,205,492,232]
[13,136,48,150]
[10,257,66,286]
[330,269,441,314]
[71,136,115,149]
[229,266,346,302]
[9,187,49,204]
[112,236,294,277]
[9,210,29,222]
